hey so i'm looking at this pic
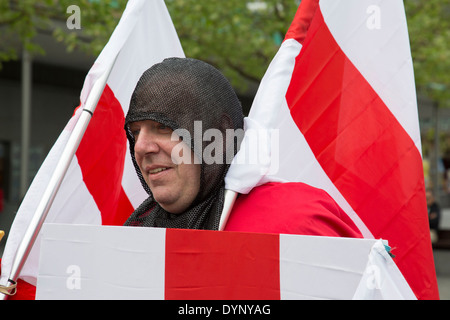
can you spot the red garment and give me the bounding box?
[225,182,363,238]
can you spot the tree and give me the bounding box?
[0,0,298,91]
[404,0,450,197]
[0,0,126,66]
[404,0,450,108]
[0,0,448,102]
[165,0,299,91]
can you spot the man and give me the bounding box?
[124,57,243,230]
[124,57,362,238]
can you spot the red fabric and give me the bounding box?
[225,182,363,238]
[165,229,280,300]
[4,182,361,300]
[0,259,36,300]
[76,85,134,226]
[285,6,438,300]
[284,0,319,44]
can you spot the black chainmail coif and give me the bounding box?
[123,57,244,230]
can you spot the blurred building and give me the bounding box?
[0,30,95,204]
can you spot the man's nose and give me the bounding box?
[134,130,160,155]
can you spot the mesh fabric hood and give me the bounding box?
[124,57,244,230]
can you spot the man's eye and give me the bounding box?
[158,124,171,132]
[130,127,140,137]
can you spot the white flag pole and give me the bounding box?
[0,53,119,299]
[219,190,237,231]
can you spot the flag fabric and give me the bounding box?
[1,0,184,288]
[36,224,416,300]
[225,0,439,300]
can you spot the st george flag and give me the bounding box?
[36,225,415,300]
[225,0,439,299]
[0,0,184,294]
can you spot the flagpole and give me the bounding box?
[218,189,237,231]
[0,53,119,300]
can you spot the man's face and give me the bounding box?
[130,120,201,214]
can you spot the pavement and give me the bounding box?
[1,201,450,299]
[434,207,450,299]
[435,249,450,299]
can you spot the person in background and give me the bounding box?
[426,188,441,243]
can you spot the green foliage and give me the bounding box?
[0,0,50,63]
[404,0,450,107]
[0,0,448,103]
[51,0,127,55]
[165,0,299,90]
[0,0,126,67]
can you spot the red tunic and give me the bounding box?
[225,182,362,238]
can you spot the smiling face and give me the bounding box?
[124,58,244,229]
[129,119,201,214]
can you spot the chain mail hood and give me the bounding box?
[123,57,244,230]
